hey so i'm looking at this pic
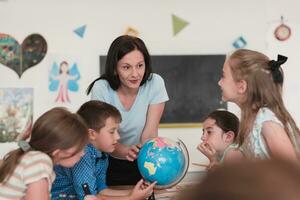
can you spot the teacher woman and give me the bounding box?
[86,35,169,185]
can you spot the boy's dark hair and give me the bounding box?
[77,100,121,131]
[207,110,239,140]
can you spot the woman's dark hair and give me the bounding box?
[86,35,152,94]
[207,110,239,141]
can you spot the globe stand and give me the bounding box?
[153,138,190,190]
[148,139,189,200]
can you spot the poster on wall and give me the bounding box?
[0,88,33,142]
[48,57,81,104]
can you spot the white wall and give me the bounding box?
[0,0,299,171]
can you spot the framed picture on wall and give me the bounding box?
[0,88,33,142]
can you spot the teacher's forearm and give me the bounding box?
[141,131,157,144]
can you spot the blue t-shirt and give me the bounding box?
[51,144,108,200]
[91,73,169,145]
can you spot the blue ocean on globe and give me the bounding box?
[137,137,188,188]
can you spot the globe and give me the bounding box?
[137,137,189,189]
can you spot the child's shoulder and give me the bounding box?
[223,145,244,163]
[84,144,107,161]
[256,107,282,126]
[17,151,54,182]
[21,151,53,166]
[23,151,52,161]
[258,107,275,116]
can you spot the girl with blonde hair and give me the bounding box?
[218,49,300,161]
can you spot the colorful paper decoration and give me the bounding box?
[74,25,86,38]
[0,33,47,77]
[274,16,291,41]
[49,61,80,103]
[232,36,247,49]
[172,14,189,36]
[124,27,139,37]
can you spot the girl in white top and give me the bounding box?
[198,110,243,169]
[0,108,88,200]
[218,49,300,161]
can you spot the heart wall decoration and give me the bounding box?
[0,33,47,78]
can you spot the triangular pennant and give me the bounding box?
[124,26,139,37]
[73,25,86,38]
[172,14,189,36]
[232,36,247,49]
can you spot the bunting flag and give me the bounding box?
[172,14,189,36]
[232,36,247,49]
[73,25,86,38]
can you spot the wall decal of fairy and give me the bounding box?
[49,61,80,103]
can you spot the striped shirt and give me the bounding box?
[0,151,55,200]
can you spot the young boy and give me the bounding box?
[51,100,155,200]
[197,110,244,169]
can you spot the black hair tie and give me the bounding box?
[268,54,287,84]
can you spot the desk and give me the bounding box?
[110,171,206,200]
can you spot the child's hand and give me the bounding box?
[129,179,156,200]
[84,195,98,200]
[197,142,217,163]
[207,161,221,170]
[126,144,141,161]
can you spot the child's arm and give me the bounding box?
[99,188,131,196]
[197,142,218,165]
[25,178,50,200]
[262,121,298,161]
[223,148,244,163]
[95,179,155,200]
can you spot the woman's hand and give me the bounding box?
[126,144,142,161]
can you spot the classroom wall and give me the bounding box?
[0,0,299,171]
